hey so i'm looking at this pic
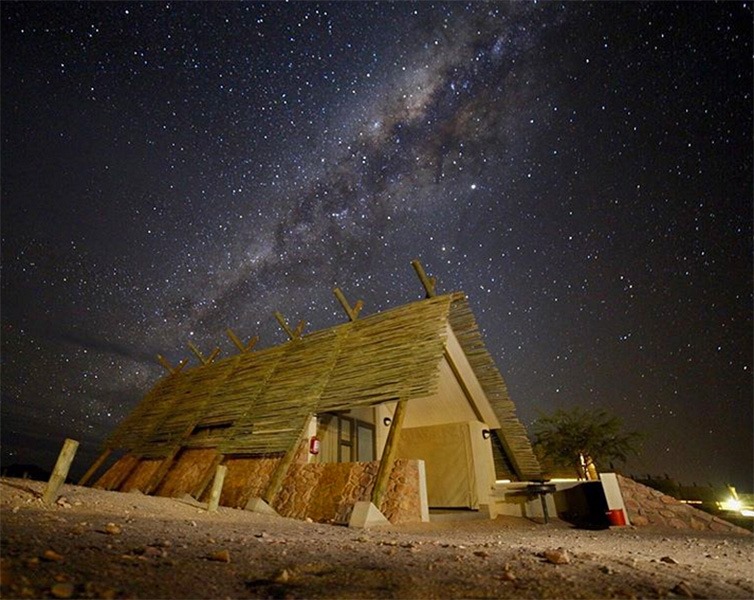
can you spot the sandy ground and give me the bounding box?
[1,477,752,599]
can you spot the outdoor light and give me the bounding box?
[721,497,743,512]
[482,429,491,439]
[383,417,392,426]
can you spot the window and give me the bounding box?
[318,413,375,463]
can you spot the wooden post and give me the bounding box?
[371,400,408,510]
[274,311,306,340]
[157,355,188,374]
[411,259,437,298]
[207,465,228,512]
[193,453,225,500]
[262,421,309,505]
[77,448,112,486]
[188,342,219,365]
[333,288,364,321]
[226,329,258,353]
[43,439,79,504]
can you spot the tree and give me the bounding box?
[532,406,642,480]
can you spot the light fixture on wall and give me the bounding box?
[383,417,392,426]
[482,429,491,439]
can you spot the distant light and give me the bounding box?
[470,183,477,190]
[741,509,754,518]
[720,498,743,512]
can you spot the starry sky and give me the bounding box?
[1,2,752,491]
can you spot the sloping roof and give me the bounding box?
[105,293,541,480]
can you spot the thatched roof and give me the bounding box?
[106,293,541,480]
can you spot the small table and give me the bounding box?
[526,482,557,524]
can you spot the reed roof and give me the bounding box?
[105,292,541,480]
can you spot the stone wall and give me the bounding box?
[94,451,424,524]
[617,474,750,534]
[274,458,421,524]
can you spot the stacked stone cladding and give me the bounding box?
[617,474,750,534]
[274,458,420,524]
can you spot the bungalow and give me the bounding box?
[82,262,542,524]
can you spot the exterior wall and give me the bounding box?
[273,458,422,524]
[221,455,282,508]
[94,454,140,490]
[120,458,163,492]
[157,448,219,498]
[617,475,750,534]
[93,451,423,524]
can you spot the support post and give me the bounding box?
[43,439,79,504]
[78,448,112,486]
[262,421,309,505]
[193,453,225,500]
[207,465,228,512]
[371,400,408,510]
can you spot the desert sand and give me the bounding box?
[1,477,752,599]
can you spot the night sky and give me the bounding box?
[2,2,751,491]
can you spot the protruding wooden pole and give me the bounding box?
[333,288,364,321]
[157,355,188,374]
[274,312,305,340]
[207,465,228,512]
[43,439,79,504]
[226,329,259,353]
[78,448,112,486]
[371,400,408,510]
[411,259,437,298]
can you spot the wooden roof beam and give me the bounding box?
[333,287,364,321]
[226,328,259,353]
[274,311,306,340]
[188,341,221,365]
[156,354,188,375]
[411,259,437,298]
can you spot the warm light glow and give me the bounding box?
[720,497,743,512]
[741,509,754,518]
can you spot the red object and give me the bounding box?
[606,508,627,526]
[309,436,320,455]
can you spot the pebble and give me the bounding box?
[50,582,75,598]
[473,550,490,559]
[42,550,64,563]
[207,549,231,563]
[543,548,571,565]
[56,497,72,509]
[102,523,121,535]
[273,569,291,583]
[672,581,694,598]
[660,556,678,565]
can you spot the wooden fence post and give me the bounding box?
[43,439,79,504]
[207,465,228,512]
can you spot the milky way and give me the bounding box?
[1,2,751,489]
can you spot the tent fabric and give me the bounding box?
[397,422,477,508]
